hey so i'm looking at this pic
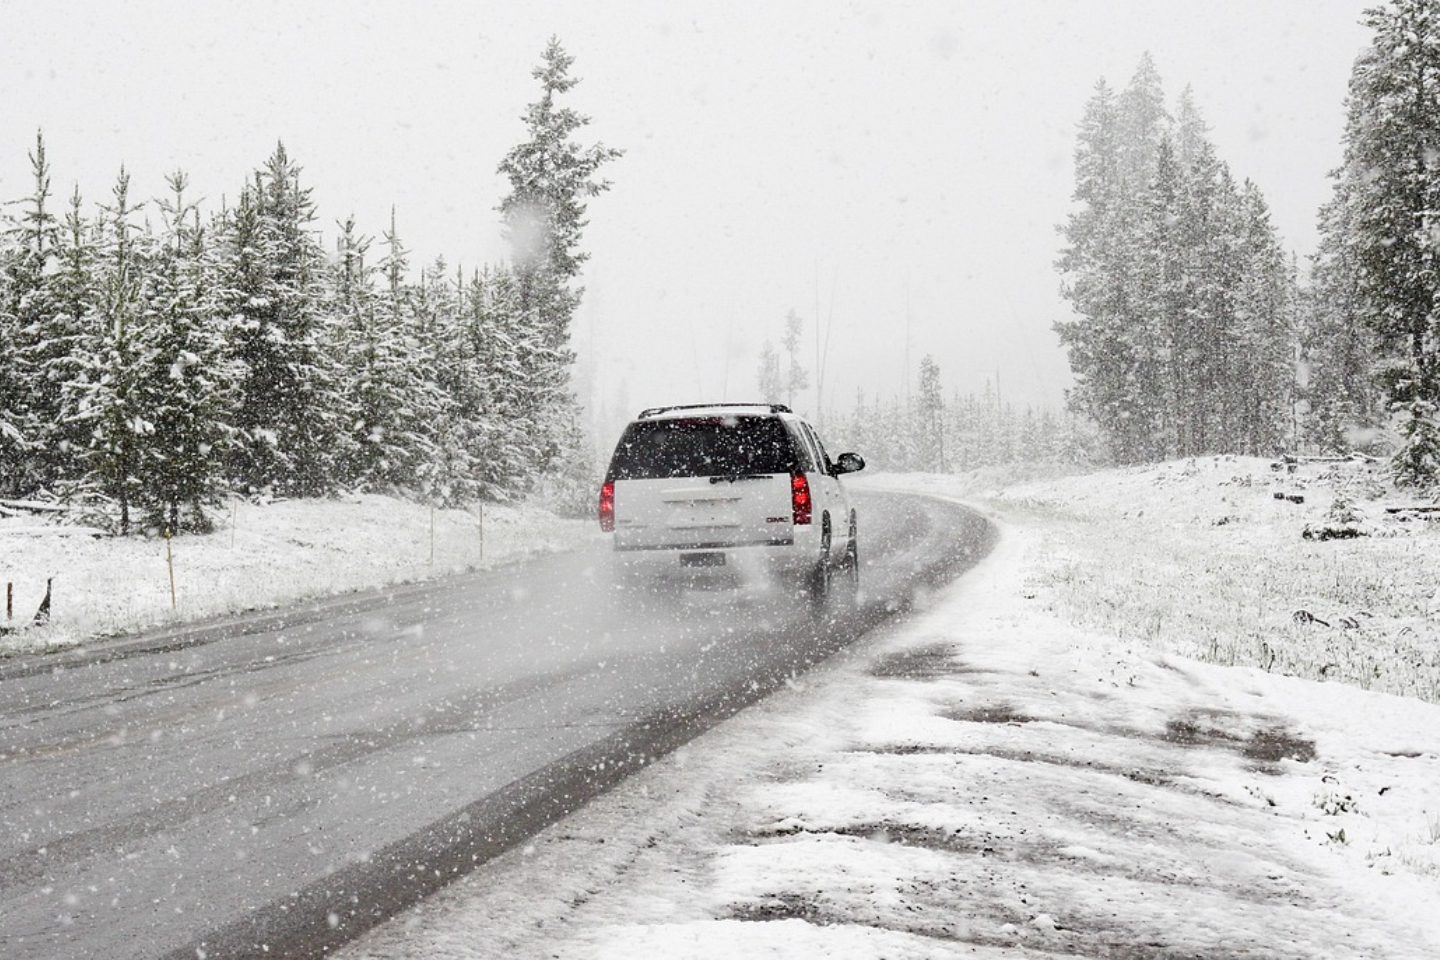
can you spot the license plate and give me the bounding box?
[680,552,726,568]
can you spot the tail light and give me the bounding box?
[791,472,812,525]
[599,481,615,532]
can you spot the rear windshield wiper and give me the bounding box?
[709,473,770,484]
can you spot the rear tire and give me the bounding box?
[840,537,860,605]
[807,554,832,608]
[805,517,833,609]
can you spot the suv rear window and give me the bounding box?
[607,416,800,480]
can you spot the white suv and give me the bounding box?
[598,403,865,601]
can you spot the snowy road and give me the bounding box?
[0,491,991,960]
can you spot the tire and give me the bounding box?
[806,553,832,608]
[804,516,834,609]
[840,537,860,604]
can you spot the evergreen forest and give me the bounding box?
[10,2,1440,542]
[0,38,619,533]
[1057,0,1440,487]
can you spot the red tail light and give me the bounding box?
[791,472,812,525]
[599,481,615,532]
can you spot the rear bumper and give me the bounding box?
[613,536,794,552]
[610,537,820,586]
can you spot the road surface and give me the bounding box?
[0,491,991,959]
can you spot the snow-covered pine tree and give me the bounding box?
[445,266,503,501]
[1055,74,1158,464]
[1169,96,1236,456]
[408,255,469,506]
[498,37,621,329]
[68,168,150,533]
[221,144,340,497]
[497,37,621,486]
[331,214,437,494]
[135,172,237,532]
[0,237,16,496]
[1136,134,1186,460]
[0,133,63,496]
[327,216,373,487]
[1301,168,1382,453]
[42,186,98,491]
[947,392,980,469]
[1230,183,1296,457]
[1326,0,1440,485]
[462,263,541,500]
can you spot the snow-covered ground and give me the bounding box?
[0,494,592,655]
[332,457,1440,958]
[9,459,1440,956]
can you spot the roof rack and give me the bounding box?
[637,402,791,419]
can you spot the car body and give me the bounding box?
[598,403,864,601]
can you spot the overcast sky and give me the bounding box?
[0,1,1373,440]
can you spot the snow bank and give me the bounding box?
[0,494,594,655]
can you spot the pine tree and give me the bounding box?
[1326,0,1440,484]
[327,216,373,486]
[136,172,237,532]
[1231,183,1296,456]
[43,186,98,490]
[408,255,467,505]
[221,144,339,497]
[1056,72,1160,464]
[498,37,622,321]
[1301,168,1382,453]
[331,214,439,493]
[68,168,149,532]
[0,133,63,496]
[461,264,544,500]
[1135,134,1185,459]
[497,37,621,483]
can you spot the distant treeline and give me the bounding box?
[826,355,1095,475]
[0,38,619,533]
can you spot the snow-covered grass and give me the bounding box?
[0,494,593,655]
[337,458,1440,958]
[961,456,1440,703]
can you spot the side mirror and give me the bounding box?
[834,452,866,475]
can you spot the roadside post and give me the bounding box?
[165,528,177,611]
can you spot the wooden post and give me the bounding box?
[5,582,11,621]
[477,503,484,564]
[429,505,436,566]
[165,528,177,611]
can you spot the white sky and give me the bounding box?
[0,0,1373,436]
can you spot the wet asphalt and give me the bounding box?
[0,491,993,960]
